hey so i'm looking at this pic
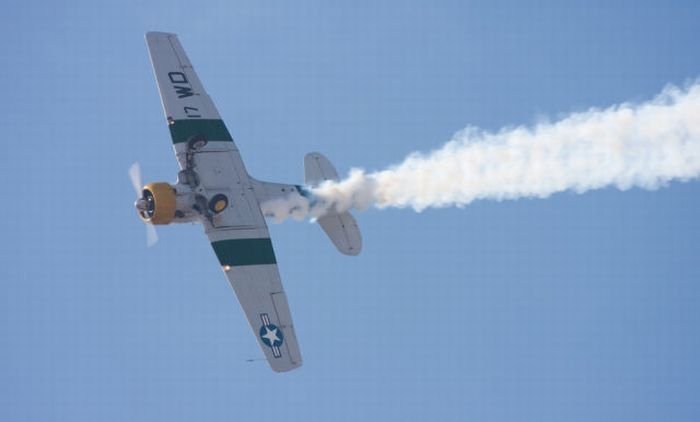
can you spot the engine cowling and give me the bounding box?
[136,182,177,225]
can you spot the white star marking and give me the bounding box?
[262,326,280,345]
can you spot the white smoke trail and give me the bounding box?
[262,81,700,221]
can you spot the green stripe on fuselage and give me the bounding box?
[168,119,233,144]
[211,238,277,267]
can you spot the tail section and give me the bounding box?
[304,152,340,186]
[305,153,362,256]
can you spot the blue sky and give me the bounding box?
[2,1,700,421]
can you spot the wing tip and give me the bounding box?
[145,31,178,41]
[271,361,303,373]
[341,245,362,256]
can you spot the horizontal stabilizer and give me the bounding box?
[317,212,362,255]
[304,152,362,255]
[305,152,339,185]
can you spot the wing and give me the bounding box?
[210,230,303,372]
[146,32,223,121]
[145,31,240,169]
[146,32,302,372]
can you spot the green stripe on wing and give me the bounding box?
[212,238,277,266]
[168,119,233,144]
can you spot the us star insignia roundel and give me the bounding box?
[259,313,284,358]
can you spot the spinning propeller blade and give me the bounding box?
[146,223,159,247]
[129,161,159,247]
[129,162,142,196]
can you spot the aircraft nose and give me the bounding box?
[135,198,148,212]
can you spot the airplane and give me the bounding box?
[130,32,362,372]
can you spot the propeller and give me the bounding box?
[129,162,159,247]
[128,162,142,196]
